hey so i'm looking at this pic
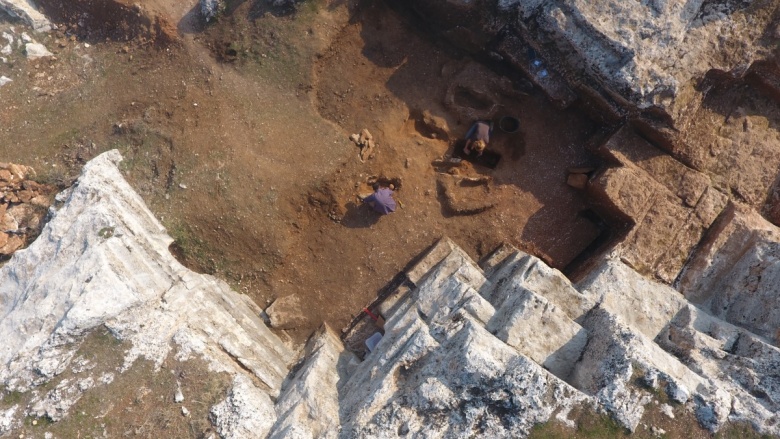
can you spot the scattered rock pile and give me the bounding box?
[349,128,376,162]
[0,162,52,256]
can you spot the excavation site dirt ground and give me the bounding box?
[3,0,608,342]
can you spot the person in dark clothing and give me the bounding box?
[362,184,397,215]
[463,120,493,157]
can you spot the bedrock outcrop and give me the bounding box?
[3,152,780,437]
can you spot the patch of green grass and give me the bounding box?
[98,226,115,239]
[24,415,54,428]
[0,388,25,406]
[530,411,629,439]
[166,220,223,274]
[716,424,774,439]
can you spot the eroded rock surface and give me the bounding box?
[0,0,51,32]
[0,151,293,435]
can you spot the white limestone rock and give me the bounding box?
[577,258,688,338]
[269,325,350,439]
[486,288,588,381]
[0,405,18,435]
[484,251,596,321]
[0,150,292,430]
[571,306,731,432]
[210,374,277,439]
[0,76,11,87]
[24,42,51,59]
[0,0,51,32]
[678,204,780,343]
[657,304,780,435]
[339,316,592,438]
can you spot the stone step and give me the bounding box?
[387,248,495,330]
[270,325,351,439]
[376,284,412,322]
[486,287,587,381]
[477,242,520,278]
[405,237,460,287]
[484,251,596,322]
[576,258,688,339]
[656,304,780,431]
[570,306,731,432]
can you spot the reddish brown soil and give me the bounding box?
[0,0,603,343]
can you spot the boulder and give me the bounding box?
[419,110,450,140]
[24,42,52,59]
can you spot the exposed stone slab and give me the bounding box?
[572,307,731,432]
[678,203,780,343]
[587,128,728,282]
[269,325,350,439]
[487,288,587,381]
[577,259,688,339]
[656,305,780,435]
[340,316,592,438]
[483,250,597,321]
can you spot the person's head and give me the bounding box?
[472,139,486,152]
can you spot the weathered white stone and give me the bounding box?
[269,326,349,439]
[24,42,51,59]
[484,251,596,321]
[339,316,592,438]
[486,288,587,381]
[0,151,292,430]
[657,304,780,434]
[0,0,51,32]
[0,76,10,87]
[210,375,276,439]
[577,258,687,338]
[0,405,18,435]
[678,204,780,343]
[570,307,730,432]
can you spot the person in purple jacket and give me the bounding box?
[362,184,397,215]
[463,120,493,157]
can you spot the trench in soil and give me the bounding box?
[311,0,610,269]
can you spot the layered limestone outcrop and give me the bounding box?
[403,0,780,127]
[0,151,293,437]
[278,237,780,436]
[2,152,780,437]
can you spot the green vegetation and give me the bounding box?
[716,424,775,439]
[529,410,629,439]
[98,226,115,239]
[0,387,25,407]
